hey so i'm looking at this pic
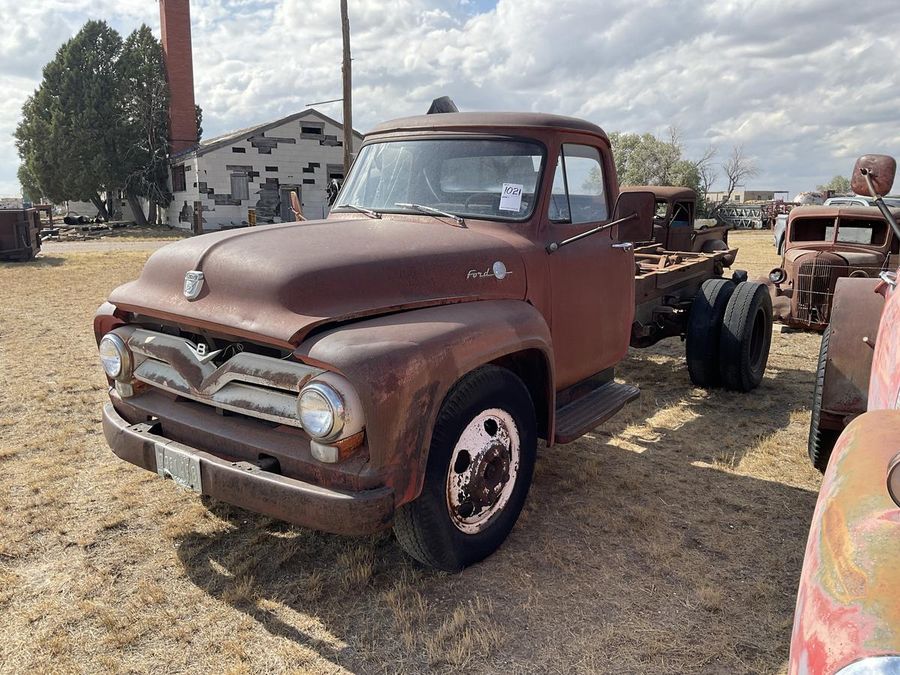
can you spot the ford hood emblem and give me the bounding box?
[183,270,205,300]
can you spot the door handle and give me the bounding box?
[612,242,633,251]
[880,270,897,288]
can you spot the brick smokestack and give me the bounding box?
[160,0,198,153]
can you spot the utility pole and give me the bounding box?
[340,0,353,178]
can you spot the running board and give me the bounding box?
[554,381,640,444]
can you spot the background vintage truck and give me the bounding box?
[95,111,773,571]
[789,154,900,675]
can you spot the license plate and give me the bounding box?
[155,443,202,493]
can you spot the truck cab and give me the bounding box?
[620,185,732,262]
[764,205,899,330]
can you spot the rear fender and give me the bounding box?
[788,410,900,674]
[821,278,884,422]
[295,300,555,506]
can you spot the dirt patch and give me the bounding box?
[0,231,819,673]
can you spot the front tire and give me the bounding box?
[808,326,839,472]
[393,366,537,571]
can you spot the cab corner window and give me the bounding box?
[547,144,608,225]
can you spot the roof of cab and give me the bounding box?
[368,112,609,142]
[789,205,900,220]
[621,185,696,201]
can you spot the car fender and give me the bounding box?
[788,409,900,674]
[755,277,791,323]
[294,299,555,506]
[820,277,884,423]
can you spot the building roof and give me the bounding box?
[172,108,363,159]
[368,111,609,141]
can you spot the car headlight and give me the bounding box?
[99,333,131,381]
[298,382,345,440]
[837,656,900,674]
[769,267,787,284]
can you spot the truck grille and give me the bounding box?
[113,327,323,427]
[795,259,839,326]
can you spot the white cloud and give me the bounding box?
[1,0,899,196]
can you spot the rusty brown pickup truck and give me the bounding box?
[95,111,771,570]
[620,185,732,262]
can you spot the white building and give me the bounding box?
[167,108,362,230]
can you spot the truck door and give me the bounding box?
[545,143,635,389]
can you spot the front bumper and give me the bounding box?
[102,403,394,535]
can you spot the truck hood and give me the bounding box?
[108,218,527,346]
[785,246,886,268]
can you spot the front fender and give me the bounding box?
[789,410,900,674]
[821,277,884,421]
[294,300,554,506]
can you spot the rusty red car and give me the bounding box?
[789,154,900,674]
[95,110,771,570]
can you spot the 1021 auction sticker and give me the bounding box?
[499,183,524,211]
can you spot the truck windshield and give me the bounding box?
[334,139,545,221]
[790,217,887,246]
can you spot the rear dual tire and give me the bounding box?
[687,280,772,392]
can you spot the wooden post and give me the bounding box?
[340,0,353,178]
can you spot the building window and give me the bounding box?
[302,178,316,185]
[300,122,325,139]
[232,147,246,154]
[172,164,186,192]
[326,164,344,181]
[265,166,278,172]
[231,172,250,201]
[302,167,315,174]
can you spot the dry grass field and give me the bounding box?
[0,230,821,674]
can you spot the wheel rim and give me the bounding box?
[445,408,521,534]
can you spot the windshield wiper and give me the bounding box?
[337,203,381,219]
[395,202,465,227]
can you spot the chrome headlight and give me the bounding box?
[99,333,131,381]
[298,381,345,440]
[837,656,900,674]
[769,267,787,284]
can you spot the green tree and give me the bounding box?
[15,20,125,218]
[119,24,171,225]
[17,164,42,203]
[608,129,703,195]
[15,20,183,225]
[817,175,851,194]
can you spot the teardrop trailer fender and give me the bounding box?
[294,299,555,506]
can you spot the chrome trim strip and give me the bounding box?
[113,327,323,428]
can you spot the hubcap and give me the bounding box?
[446,408,520,534]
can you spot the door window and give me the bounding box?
[547,144,608,224]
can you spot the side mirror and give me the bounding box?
[851,154,896,197]
[612,190,654,243]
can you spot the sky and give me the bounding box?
[2,0,900,198]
